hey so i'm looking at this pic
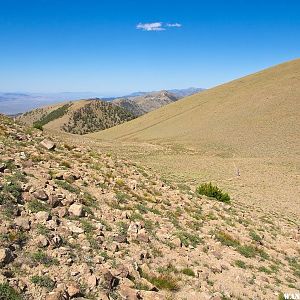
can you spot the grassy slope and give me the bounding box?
[86,59,300,217]
[88,59,300,158]
[17,101,70,127]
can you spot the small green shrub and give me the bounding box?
[215,231,240,247]
[0,283,22,300]
[31,275,55,290]
[115,192,129,203]
[36,224,51,237]
[235,260,247,269]
[258,266,272,274]
[196,183,230,203]
[27,199,50,213]
[176,231,202,247]
[145,274,179,291]
[157,263,178,274]
[117,221,129,235]
[60,161,71,168]
[249,230,262,242]
[278,293,285,300]
[286,256,300,278]
[33,123,43,131]
[237,245,269,259]
[1,230,28,246]
[55,180,80,194]
[181,268,195,277]
[31,251,59,267]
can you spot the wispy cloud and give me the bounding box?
[166,23,182,28]
[136,22,165,31]
[136,22,182,31]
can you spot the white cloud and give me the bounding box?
[136,22,182,31]
[166,23,182,28]
[136,22,165,31]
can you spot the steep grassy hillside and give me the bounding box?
[90,59,300,157]
[87,59,300,217]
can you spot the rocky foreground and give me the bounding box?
[0,115,299,300]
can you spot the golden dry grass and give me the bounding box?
[85,59,300,218]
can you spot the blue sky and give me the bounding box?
[0,0,299,96]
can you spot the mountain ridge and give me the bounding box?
[88,58,300,157]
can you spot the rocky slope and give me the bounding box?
[17,100,135,135]
[0,115,299,300]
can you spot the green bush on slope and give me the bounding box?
[196,182,230,203]
[0,283,22,300]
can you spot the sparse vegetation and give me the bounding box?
[0,283,22,300]
[55,179,80,194]
[235,260,247,269]
[30,275,55,290]
[144,273,179,291]
[1,93,299,300]
[196,183,230,203]
[181,268,195,277]
[249,230,262,242]
[176,231,202,247]
[31,250,59,267]
[27,199,50,213]
[215,231,240,247]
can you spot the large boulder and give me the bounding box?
[40,139,56,150]
[68,203,84,217]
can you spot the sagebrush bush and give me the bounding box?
[33,123,43,131]
[30,275,55,290]
[0,283,22,300]
[196,182,230,203]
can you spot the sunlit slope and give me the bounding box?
[88,59,300,157]
[18,99,135,135]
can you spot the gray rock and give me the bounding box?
[15,216,31,231]
[68,203,84,217]
[33,189,48,201]
[0,248,14,266]
[40,139,56,150]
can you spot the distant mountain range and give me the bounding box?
[103,87,204,101]
[0,87,204,115]
[112,91,179,116]
[111,88,204,116]
[16,88,204,134]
